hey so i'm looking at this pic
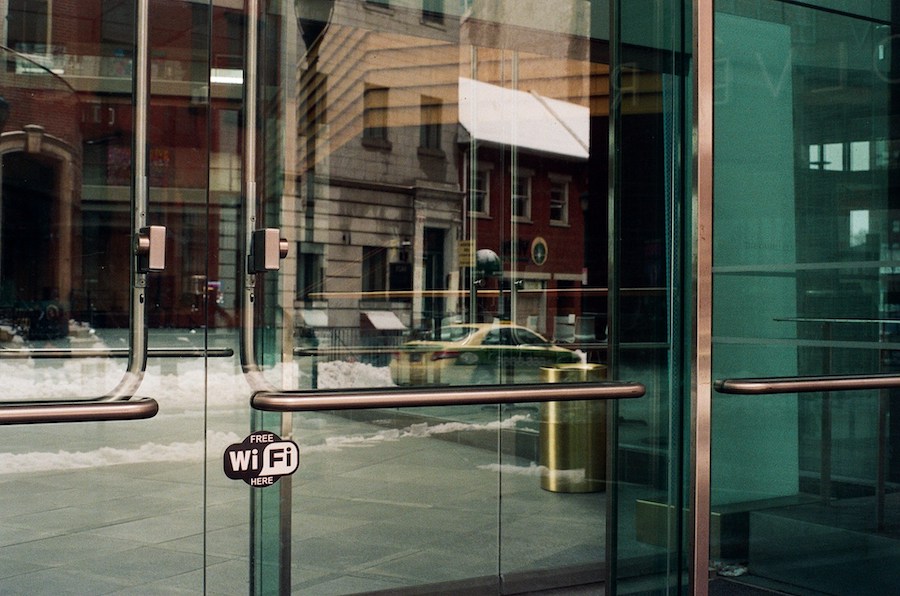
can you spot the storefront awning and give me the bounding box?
[361,310,407,331]
[298,309,329,328]
[458,77,589,160]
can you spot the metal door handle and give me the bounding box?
[714,373,900,395]
[0,347,234,359]
[252,381,646,412]
[0,397,158,425]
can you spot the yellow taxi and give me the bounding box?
[389,322,581,386]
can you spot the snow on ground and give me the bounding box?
[315,359,395,389]
[0,334,534,473]
[0,430,243,474]
[0,330,555,476]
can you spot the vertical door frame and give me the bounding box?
[691,0,713,593]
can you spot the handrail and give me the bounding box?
[714,373,900,395]
[0,347,234,359]
[0,397,159,425]
[252,381,645,412]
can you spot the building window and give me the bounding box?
[297,243,324,301]
[808,141,873,172]
[362,246,387,293]
[468,163,490,216]
[100,0,134,48]
[419,96,442,151]
[549,175,570,224]
[512,169,532,220]
[363,85,389,146]
[8,0,49,54]
[422,0,444,23]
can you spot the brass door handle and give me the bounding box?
[714,373,900,395]
[0,397,159,425]
[0,348,234,359]
[252,382,646,412]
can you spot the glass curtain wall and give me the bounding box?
[712,1,900,594]
[0,0,692,593]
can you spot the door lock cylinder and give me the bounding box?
[249,228,289,273]
[136,225,166,273]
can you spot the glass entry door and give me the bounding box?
[246,0,688,594]
[711,1,900,594]
[0,0,246,592]
[0,0,691,594]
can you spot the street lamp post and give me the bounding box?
[473,248,500,323]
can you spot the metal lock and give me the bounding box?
[136,225,166,273]
[249,228,289,273]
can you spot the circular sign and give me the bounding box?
[531,237,548,266]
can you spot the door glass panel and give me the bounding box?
[0,0,691,592]
[713,1,900,593]
[249,0,686,593]
[613,3,688,594]
[0,0,224,592]
[0,13,130,395]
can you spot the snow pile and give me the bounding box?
[316,359,395,388]
[301,415,531,454]
[0,430,242,475]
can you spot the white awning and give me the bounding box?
[458,77,589,160]
[298,309,329,328]
[361,310,407,331]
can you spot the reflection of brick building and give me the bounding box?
[0,0,636,340]
[458,77,590,337]
[0,1,245,329]
[0,52,83,334]
[292,1,604,338]
[291,2,466,334]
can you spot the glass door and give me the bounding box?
[711,1,900,594]
[0,0,246,592]
[0,0,694,593]
[245,0,690,594]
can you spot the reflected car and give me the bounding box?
[389,322,581,386]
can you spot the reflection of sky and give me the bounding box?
[850,209,869,248]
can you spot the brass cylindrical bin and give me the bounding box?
[539,363,607,493]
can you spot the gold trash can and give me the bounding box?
[539,363,607,493]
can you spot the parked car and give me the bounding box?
[389,322,581,386]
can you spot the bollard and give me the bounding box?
[539,363,607,493]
